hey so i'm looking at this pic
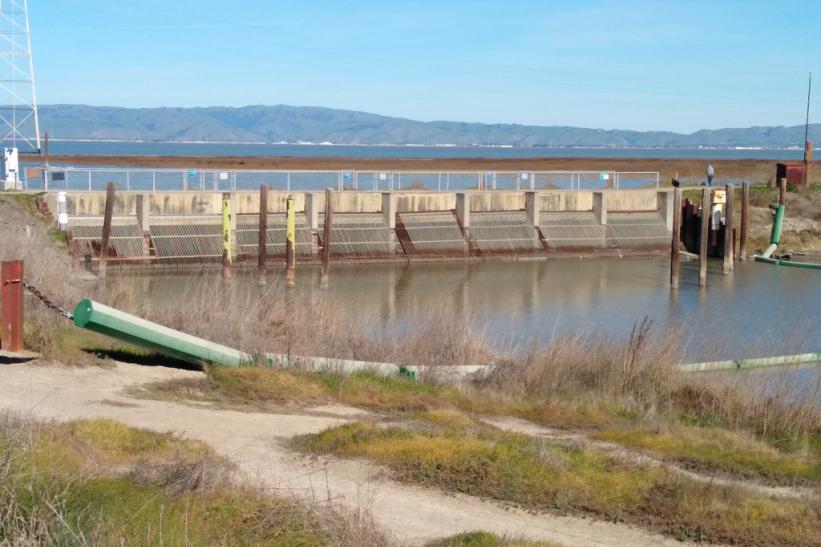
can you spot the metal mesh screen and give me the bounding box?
[235,214,316,257]
[319,213,400,257]
[605,212,670,248]
[68,217,145,258]
[539,212,605,249]
[150,217,223,259]
[470,212,543,253]
[397,212,465,254]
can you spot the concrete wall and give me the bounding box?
[51,188,667,217]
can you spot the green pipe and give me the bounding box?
[754,202,821,269]
[73,299,250,367]
[679,352,821,373]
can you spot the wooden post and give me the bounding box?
[320,188,332,288]
[699,187,710,287]
[739,182,749,261]
[778,177,787,206]
[285,194,296,288]
[258,185,268,276]
[222,192,232,281]
[1,260,24,352]
[99,181,116,278]
[723,184,734,274]
[670,188,681,288]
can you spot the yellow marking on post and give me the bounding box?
[286,195,296,245]
[222,194,232,262]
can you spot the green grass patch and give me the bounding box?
[426,531,564,547]
[595,426,821,486]
[296,422,820,546]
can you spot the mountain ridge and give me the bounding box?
[35,104,820,149]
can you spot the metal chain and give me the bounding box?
[21,279,74,320]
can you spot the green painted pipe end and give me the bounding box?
[73,299,94,328]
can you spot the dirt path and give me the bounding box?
[0,361,696,547]
[482,416,817,500]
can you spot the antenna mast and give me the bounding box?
[0,0,41,152]
[804,72,812,147]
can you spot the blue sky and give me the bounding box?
[31,0,819,132]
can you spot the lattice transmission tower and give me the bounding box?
[0,0,40,152]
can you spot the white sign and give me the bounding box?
[379,173,387,181]
[219,172,229,181]
[521,173,529,180]
[600,172,610,181]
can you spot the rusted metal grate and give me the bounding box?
[319,213,400,257]
[235,214,316,257]
[540,212,605,249]
[470,212,542,253]
[68,217,145,258]
[397,212,465,254]
[606,212,670,249]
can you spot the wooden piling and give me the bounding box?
[699,187,710,287]
[99,181,116,278]
[320,188,332,288]
[285,194,296,288]
[258,185,268,277]
[778,177,787,205]
[723,184,734,274]
[670,187,681,289]
[739,182,749,261]
[1,260,24,352]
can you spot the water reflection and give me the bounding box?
[110,257,820,364]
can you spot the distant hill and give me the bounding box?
[36,104,820,149]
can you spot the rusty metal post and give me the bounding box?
[670,187,681,289]
[222,192,233,281]
[285,194,296,288]
[739,182,749,261]
[723,184,734,274]
[805,140,813,187]
[699,187,711,288]
[1,261,24,352]
[320,188,332,288]
[258,185,268,277]
[98,181,116,278]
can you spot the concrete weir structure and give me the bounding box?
[48,188,674,265]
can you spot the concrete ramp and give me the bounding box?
[68,217,146,258]
[236,214,316,257]
[605,212,670,249]
[470,212,543,254]
[396,212,466,254]
[321,213,400,257]
[539,212,605,250]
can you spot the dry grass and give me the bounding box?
[0,412,391,546]
[427,531,566,546]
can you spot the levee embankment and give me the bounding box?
[46,188,673,266]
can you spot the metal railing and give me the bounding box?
[23,166,660,192]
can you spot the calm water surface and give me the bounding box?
[115,257,820,367]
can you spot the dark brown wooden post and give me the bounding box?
[778,177,787,206]
[1,260,24,352]
[320,188,332,288]
[99,181,116,278]
[699,187,711,287]
[258,184,268,276]
[723,184,734,274]
[739,182,749,261]
[670,187,681,289]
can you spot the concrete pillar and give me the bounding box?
[381,192,397,229]
[456,192,470,228]
[304,192,320,230]
[593,191,607,225]
[657,190,674,231]
[136,194,150,233]
[525,191,539,226]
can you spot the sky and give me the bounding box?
[28,0,821,132]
